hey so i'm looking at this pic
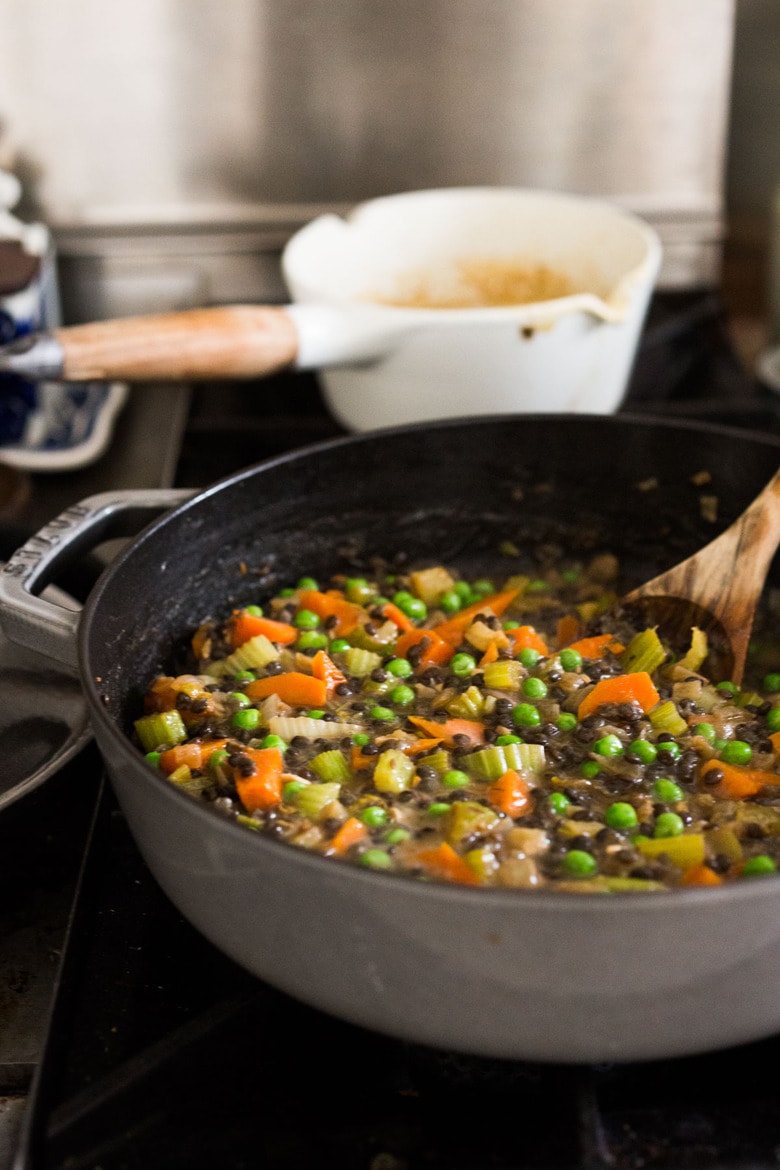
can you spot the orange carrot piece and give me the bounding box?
[505,625,549,655]
[698,757,780,800]
[770,730,780,755]
[394,627,454,669]
[232,747,284,813]
[159,737,229,775]
[325,816,369,856]
[245,672,328,708]
[479,641,500,666]
[555,614,580,649]
[382,601,416,632]
[408,716,485,748]
[311,650,347,697]
[565,633,624,659]
[191,622,212,660]
[577,671,660,720]
[414,842,479,885]
[351,745,376,771]
[403,736,444,755]
[429,588,521,646]
[487,769,533,817]
[297,589,364,636]
[229,609,297,648]
[681,863,724,888]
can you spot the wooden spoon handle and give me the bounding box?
[52,305,300,382]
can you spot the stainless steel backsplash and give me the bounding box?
[0,0,735,318]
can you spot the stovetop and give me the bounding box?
[5,290,780,1170]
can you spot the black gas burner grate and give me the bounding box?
[14,290,780,1170]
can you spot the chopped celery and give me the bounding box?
[443,800,499,844]
[310,749,351,783]
[704,825,743,862]
[373,749,415,794]
[678,626,708,673]
[268,716,362,740]
[648,700,688,736]
[482,660,524,690]
[463,741,545,781]
[446,685,485,720]
[208,634,280,677]
[343,647,383,677]
[620,627,666,675]
[465,845,500,881]
[290,782,341,820]
[348,621,397,653]
[636,832,705,869]
[417,748,451,775]
[134,709,187,752]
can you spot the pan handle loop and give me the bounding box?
[0,489,194,670]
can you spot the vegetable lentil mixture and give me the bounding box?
[134,559,780,892]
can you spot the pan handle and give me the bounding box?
[0,488,194,670]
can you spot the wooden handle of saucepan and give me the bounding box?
[52,306,300,382]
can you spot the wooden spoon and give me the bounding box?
[619,468,780,686]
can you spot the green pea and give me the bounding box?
[604,802,638,830]
[296,630,329,651]
[716,680,738,696]
[427,802,450,817]
[712,738,728,752]
[581,760,601,779]
[451,653,477,677]
[145,751,161,768]
[231,708,261,731]
[495,734,522,746]
[296,576,319,591]
[278,587,296,598]
[721,740,753,766]
[654,812,684,838]
[209,749,230,770]
[561,849,598,878]
[307,709,325,719]
[358,849,392,870]
[386,657,413,678]
[656,741,681,761]
[233,670,255,682]
[559,648,582,672]
[556,713,577,732]
[329,638,351,653]
[438,590,462,614]
[548,792,570,816]
[370,706,395,722]
[442,769,470,789]
[359,805,389,828]
[763,673,780,693]
[518,647,541,668]
[594,734,623,758]
[742,855,777,877]
[503,620,520,631]
[695,722,716,742]
[652,778,684,803]
[472,579,494,597]
[454,581,473,601]
[344,577,374,603]
[522,676,548,700]
[283,779,308,801]
[766,707,780,733]
[392,591,427,621]
[526,579,548,594]
[245,604,263,616]
[260,734,287,752]
[228,692,250,709]
[384,827,411,846]
[389,684,415,707]
[511,703,542,729]
[294,608,320,630]
[352,733,370,747]
[628,738,657,764]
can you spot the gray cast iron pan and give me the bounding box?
[2,413,780,1064]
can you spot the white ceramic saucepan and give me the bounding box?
[0,188,661,430]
